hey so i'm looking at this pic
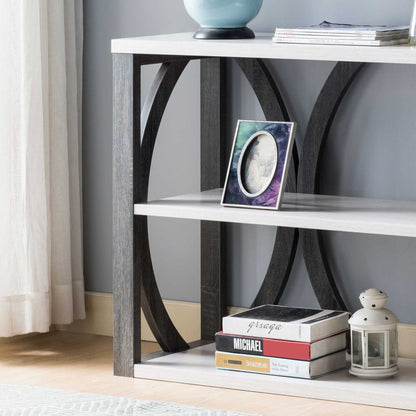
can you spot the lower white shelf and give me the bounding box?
[134,189,416,238]
[134,343,416,410]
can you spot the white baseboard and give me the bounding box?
[56,292,203,342]
[57,292,416,359]
[56,292,114,337]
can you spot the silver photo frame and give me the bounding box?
[221,120,296,210]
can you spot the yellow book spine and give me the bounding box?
[216,351,270,373]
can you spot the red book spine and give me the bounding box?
[263,338,310,360]
[215,331,311,360]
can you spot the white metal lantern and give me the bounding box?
[349,288,399,379]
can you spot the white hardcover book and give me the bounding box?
[274,31,408,40]
[273,31,408,40]
[272,37,408,46]
[310,331,347,360]
[222,305,349,342]
[274,21,409,37]
[216,350,347,379]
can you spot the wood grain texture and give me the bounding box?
[200,58,227,340]
[298,61,366,311]
[138,61,190,352]
[113,53,140,376]
[235,58,298,307]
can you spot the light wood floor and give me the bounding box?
[0,331,413,416]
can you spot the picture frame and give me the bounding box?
[221,120,296,210]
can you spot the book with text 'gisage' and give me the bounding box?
[222,305,350,342]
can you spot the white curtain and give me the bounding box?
[0,0,85,336]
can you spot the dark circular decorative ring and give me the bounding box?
[234,58,299,307]
[140,59,365,350]
[297,61,366,311]
[140,57,300,352]
[139,60,191,352]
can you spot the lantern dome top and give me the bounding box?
[359,288,388,309]
[349,288,399,328]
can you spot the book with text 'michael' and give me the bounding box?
[222,305,350,343]
[215,330,347,361]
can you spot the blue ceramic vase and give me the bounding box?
[183,0,263,39]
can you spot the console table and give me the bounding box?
[112,33,416,410]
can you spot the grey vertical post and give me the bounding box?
[113,53,141,376]
[200,58,227,340]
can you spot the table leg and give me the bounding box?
[200,58,228,340]
[113,53,141,376]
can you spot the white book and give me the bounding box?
[274,21,409,37]
[272,36,408,47]
[216,350,347,379]
[222,305,350,342]
[273,31,408,40]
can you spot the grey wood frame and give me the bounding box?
[113,54,195,377]
[113,51,362,377]
[113,54,141,377]
[200,58,228,340]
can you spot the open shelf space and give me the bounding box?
[112,33,416,65]
[134,343,416,411]
[134,189,416,238]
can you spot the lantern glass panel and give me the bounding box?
[389,329,398,366]
[367,332,385,367]
[352,330,363,366]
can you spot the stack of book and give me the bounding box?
[215,305,349,379]
[272,21,409,46]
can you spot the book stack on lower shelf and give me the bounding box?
[215,305,350,379]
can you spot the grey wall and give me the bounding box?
[83,0,416,323]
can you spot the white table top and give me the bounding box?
[112,32,416,64]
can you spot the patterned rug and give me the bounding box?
[0,384,261,416]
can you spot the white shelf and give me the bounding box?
[134,189,416,238]
[112,32,416,65]
[135,343,416,410]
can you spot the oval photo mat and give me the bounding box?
[222,120,295,209]
[238,130,278,198]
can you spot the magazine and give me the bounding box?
[275,21,409,37]
[272,37,408,47]
[273,21,409,47]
